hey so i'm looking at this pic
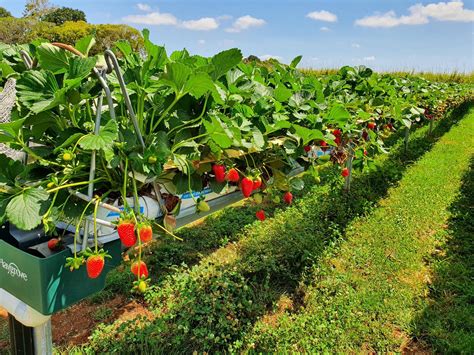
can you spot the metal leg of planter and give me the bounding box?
[8,314,52,355]
[33,319,52,355]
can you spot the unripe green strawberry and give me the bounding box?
[197,200,210,212]
[272,195,281,204]
[138,280,147,293]
[253,193,263,204]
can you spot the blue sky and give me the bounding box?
[2,0,473,72]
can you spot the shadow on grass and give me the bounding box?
[411,158,474,353]
[85,103,473,353]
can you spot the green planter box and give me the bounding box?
[0,237,121,315]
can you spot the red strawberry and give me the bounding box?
[138,224,153,243]
[283,191,293,205]
[131,260,149,278]
[241,177,254,197]
[363,150,368,156]
[367,122,376,130]
[335,136,342,145]
[362,131,369,141]
[117,220,136,247]
[256,210,266,221]
[47,238,61,251]
[304,145,311,152]
[212,164,226,183]
[252,177,262,190]
[333,129,341,136]
[341,167,350,177]
[86,255,105,279]
[320,140,328,147]
[226,168,240,182]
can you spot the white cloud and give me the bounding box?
[226,15,266,33]
[259,54,283,61]
[217,15,233,21]
[123,11,178,25]
[355,1,474,28]
[320,26,330,31]
[181,17,219,31]
[352,43,361,48]
[306,10,338,22]
[137,3,151,12]
[198,39,206,45]
[363,56,376,61]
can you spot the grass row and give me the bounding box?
[301,68,474,84]
[76,102,472,353]
[242,108,474,352]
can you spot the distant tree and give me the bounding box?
[42,7,86,25]
[23,0,53,18]
[0,7,12,18]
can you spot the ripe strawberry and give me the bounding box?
[367,122,376,130]
[341,167,350,177]
[226,168,240,182]
[303,145,311,153]
[241,177,254,197]
[363,150,368,156]
[252,177,262,190]
[212,164,226,183]
[138,224,153,243]
[117,220,136,247]
[333,129,341,136]
[335,136,342,145]
[283,191,293,205]
[86,254,105,279]
[131,260,149,278]
[47,238,61,251]
[319,140,328,147]
[256,210,266,221]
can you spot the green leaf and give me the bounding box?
[204,116,232,148]
[290,177,304,191]
[65,56,96,82]
[0,119,25,143]
[75,35,96,56]
[36,43,71,74]
[163,62,192,95]
[327,104,351,125]
[53,133,84,153]
[79,120,118,151]
[289,55,302,69]
[291,124,324,145]
[274,84,292,102]
[210,48,243,80]
[185,72,215,99]
[6,188,49,230]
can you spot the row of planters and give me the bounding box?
[81,103,472,353]
[0,29,472,313]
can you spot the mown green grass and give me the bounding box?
[243,108,474,352]
[78,103,471,353]
[412,159,474,352]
